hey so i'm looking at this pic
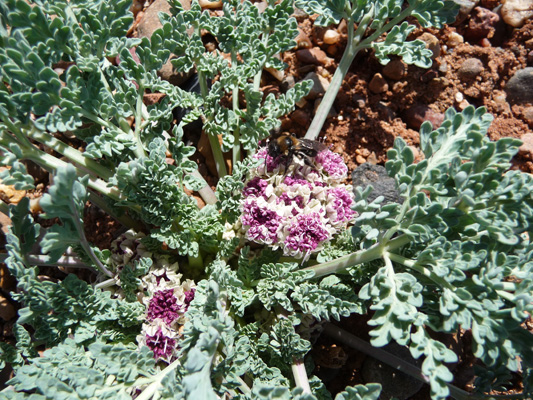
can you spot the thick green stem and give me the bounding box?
[304,6,374,140]
[125,358,182,400]
[302,234,411,279]
[68,194,114,278]
[191,170,217,205]
[26,127,114,180]
[291,357,311,394]
[206,131,228,177]
[187,251,203,269]
[231,50,241,169]
[386,251,455,291]
[0,199,9,216]
[133,82,147,159]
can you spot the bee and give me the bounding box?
[267,132,327,173]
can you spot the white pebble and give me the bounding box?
[455,92,464,102]
[323,29,340,45]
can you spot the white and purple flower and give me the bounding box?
[236,145,356,260]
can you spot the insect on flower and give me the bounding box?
[267,132,328,173]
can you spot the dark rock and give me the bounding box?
[281,75,296,92]
[382,59,408,81]
[361,342,424,400]
[368,73,388,94]
[464,7,501,43]
[458,57,484,80]
[352,163,402,204]
[404,104,445,130]
[505,67,533,104]
[295,48,334,67]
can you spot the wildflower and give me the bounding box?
[241,198,284,245]
[283,212,332,258]
[234,143,356,260]
[147,289,181,325]
[315,149,348,180]
[142,324,177,360]
[326,186,356,226]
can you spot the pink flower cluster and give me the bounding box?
[231,146,355,260]
[109,231,197,362]
[136,257,196,361]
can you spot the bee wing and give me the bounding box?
[299,138,328,152]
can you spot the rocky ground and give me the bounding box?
[1,0,533,397]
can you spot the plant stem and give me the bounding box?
[133,82,147,159]
[94,278,117,290]
[26,127,114,180]
[304,6,374,140]
[0,199,9,216]
[386,251,455,291]
[190,170,217,205]
[129,358,182,400]
[231,50,241,169]
[291,357,311,394]
[302,234,411,279]
[206,131,228,177]
[68,194,114,278]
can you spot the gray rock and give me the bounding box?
[505,67,533,104]
[458,57,484,80]
[303,72,330,100]
[450,0,480,24]
[352,163,402,204]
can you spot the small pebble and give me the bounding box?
[447,32,464,48]
[518,133,533,159]
[323,29,340,45]
[501,0,533,28]
[296,48,333,66]
[265,67,284,81]
[523,107,533,124]
[303,71,330,99]
[295,28,312,49]
[480,38,492,47]
[368,73,388,94]
[404,104,445,130]
[382,59,408,80]
[455,92,464,102]
[417,33,441,60]
[352,94,366,108]
[198,0,222,8]
[505,67,533,103]
[458,57,484,80]
[458,99,471,110]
